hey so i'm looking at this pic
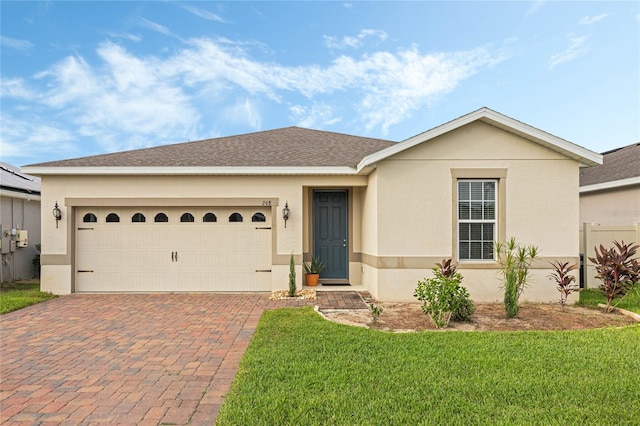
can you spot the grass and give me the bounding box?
[0,279,57,314]
[217,307,640,425]
[578,287,640,313]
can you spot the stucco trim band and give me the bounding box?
[41,254,71,265]
[359,254,578,270]
[65,197,280,207]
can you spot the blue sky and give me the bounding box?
[1,1,639,166]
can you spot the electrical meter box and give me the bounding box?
[17,230,28,248]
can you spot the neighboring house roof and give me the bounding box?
[23,107,602,177]
[0,162,41,200]
[579,142,640,193]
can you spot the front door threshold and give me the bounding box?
[306,284,366,292]
[320,279,350,285]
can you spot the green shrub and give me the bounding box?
[414,262,475,328]
[451,288,475,322]
[368,303,383,323]
[496,237,539,318]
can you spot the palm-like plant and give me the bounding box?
[495,237,539,318]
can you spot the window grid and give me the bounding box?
[458,180,497,261]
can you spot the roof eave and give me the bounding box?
[21,166,360,176]
[357,107,603,172]
[580,176,640,193]
[0,188,41,201]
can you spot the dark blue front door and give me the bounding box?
[313,190,348,279]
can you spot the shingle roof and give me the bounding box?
[0,162,41,194]
[25,127,396,168]
[579,142,640,186]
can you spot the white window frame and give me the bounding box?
[457,179,497,262]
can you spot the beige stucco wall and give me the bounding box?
[40,174,368,294]
[579,185,640,226]
[364,121,581,303]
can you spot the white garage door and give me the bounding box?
[75,207,272,292]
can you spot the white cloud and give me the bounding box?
[106,32,142,42]
[324,29,388,50]
[0,113,75,160]
[549,35,588,69]
[1,36,34,50]
[138,17,171,35]
[4,36,507,157]
[221,98,262,129]
[182,5,225,22]
[579,14,609,25]
[525,0,545,17]
[0,78,36,99]
[289,103,342,128]
[25,42,200,153]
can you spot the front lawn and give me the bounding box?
[217,307,639,425]
[0,279,57,314]
[578,288,640,314]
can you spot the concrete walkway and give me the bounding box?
[0,292,367,425]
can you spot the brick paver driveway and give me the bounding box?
[1,293,345,425]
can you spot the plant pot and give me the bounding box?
[305,273,320,287]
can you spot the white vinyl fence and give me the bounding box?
[580,223,640,289]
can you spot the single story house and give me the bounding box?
[23,108,602,302]
[1,162,41,282]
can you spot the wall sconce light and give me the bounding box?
[53,201,62,228]
[282,202,290,228]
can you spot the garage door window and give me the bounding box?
[203,213,217,222]
[154,213,169,223]
[252,212,266,222]
[229,212,243,222]
[83,213,97,223]
[180,213,195,223]
[106,213,120,223]
[132,213,146,223]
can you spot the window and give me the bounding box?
[132,213,146,223]
[458,180,496,260]
[106,213,120,223]
[203,212,217,222]
[83,213,97,223]
[251,212,266,222]
[229,212,243,222]
[154,213,169,223]
[180,213,195,223]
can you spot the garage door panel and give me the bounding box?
[76,207,272,292]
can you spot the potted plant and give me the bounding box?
[304,257,325,287]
